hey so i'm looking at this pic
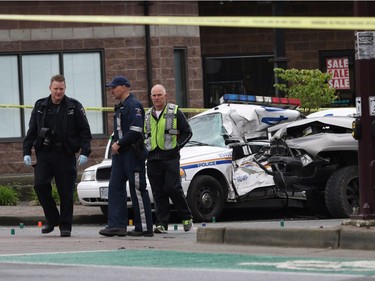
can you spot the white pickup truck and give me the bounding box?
[77,94,304,221]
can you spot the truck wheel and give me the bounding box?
[325,165,359,218]
[305,190,330,217]
[100,205,108,217]
[187,175,226,222]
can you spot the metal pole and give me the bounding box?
[351,1,375,220]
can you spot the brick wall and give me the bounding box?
[199,1,355,69]
[0,1,203,176]
[0,1,358,176]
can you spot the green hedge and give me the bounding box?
[0,185,19,206]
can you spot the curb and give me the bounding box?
[340,227,375,250]
[197,226,375,250]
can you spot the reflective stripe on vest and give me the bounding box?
[144,103,178,151]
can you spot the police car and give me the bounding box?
[77,94,304,221]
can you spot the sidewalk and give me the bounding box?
[2,203,375,251]
[0,203,106,226]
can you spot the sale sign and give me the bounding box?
[326,57,350,90]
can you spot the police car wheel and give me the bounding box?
[187,175,226,222]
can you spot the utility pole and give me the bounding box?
[351,1,375,220]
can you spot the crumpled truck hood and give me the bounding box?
[285,133,357,158]
[269,116,357,158]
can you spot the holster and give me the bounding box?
[131,138,147,161]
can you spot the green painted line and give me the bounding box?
[0,250,374,276]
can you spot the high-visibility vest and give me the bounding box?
[144,103,179,151]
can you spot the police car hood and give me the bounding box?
[190,103,301,141]
[180,146,230,163]
[83,159,112,172]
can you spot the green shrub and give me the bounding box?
[274,68,337,115]
[31,184,79,205]
[0,185,19,206]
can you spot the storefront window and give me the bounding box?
[203,55,274,108]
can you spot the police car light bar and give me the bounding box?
[219,94,300,109]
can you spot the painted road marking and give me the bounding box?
[0,250,374,276]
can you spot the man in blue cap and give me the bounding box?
[99,76,154,237]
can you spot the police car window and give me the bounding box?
[188,113,227,148]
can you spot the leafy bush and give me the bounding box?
[0,185,19,206]
[274,68,337,115]
[31,184,79,205]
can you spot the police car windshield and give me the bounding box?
[187,113,227,148]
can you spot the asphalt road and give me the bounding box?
[1,219,375,281]
[1,204,375,280]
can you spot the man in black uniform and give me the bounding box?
[23,74,92,237]
[99,76,153,237]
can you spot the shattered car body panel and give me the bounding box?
[185,103,302,199]
[231,150,275,197]
[193,103,302,142]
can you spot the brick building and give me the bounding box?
[0,1,355,177]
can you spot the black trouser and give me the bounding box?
[147,158,192,228]
[34,148,77,231]
[107,150,153,232]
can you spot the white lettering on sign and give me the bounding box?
[326,57,350,90]
[356,97,362,116]
[369,96,375,116]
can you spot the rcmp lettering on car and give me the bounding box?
[198,161,216,167]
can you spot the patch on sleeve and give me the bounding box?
[135,107,142,117]
[81,107,86,115]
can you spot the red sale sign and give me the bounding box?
[326,57,350,90]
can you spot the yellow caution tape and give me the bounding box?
[84,107,113,112]
[0,15,374,30]
[0,104,207,113]
[0,104,33,109]
[85,107,206,113]
[3,15,362,114]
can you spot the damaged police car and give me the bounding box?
[264,108,358,218]
[77,94,304,221]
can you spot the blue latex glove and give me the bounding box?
[24,155,32,166]
[77,155,88,166]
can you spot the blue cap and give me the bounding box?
[105,76,131,88]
